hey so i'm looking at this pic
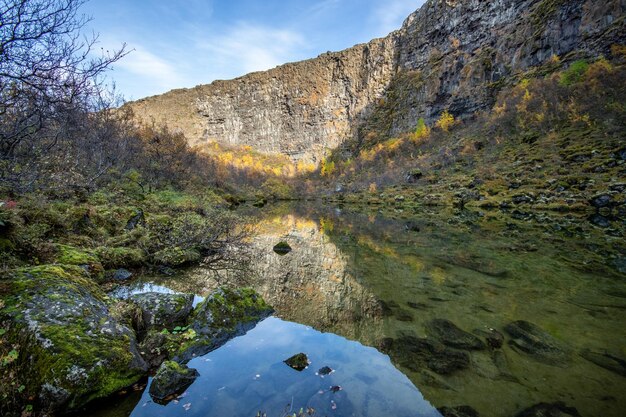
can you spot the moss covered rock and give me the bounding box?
[148,360,199,404]
[55,244,104,281]
[129,292,194,330]
[0,265,147,413]
[173,287,273,362]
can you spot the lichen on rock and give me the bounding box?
[0,265,147,413]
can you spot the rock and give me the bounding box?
[318,366,333,376]
[580,349,626,377]
[512,194,534,204]
[438,405,480,417]
[588,214,611,228]
[0,265,147,412]
[139,331,169,368]
[112,268,133,281]
[125,209,146,230]
[149,361,199,404]
[273,241,292,255]
[405,221,420,232]
[514,402,581,417]
[405,169,423,183]
[284,353,309,371]
[129,292,194,330]
[174,287,273,362]
[589,194,612,208]
[504,320,570,365]
[426,319,486,350]
[382,335,470,375]
[473,328,504,349]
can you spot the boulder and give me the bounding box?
[504,320,570,365]
[149,361,199,404]
[580,349,626,377]
[173,287,273,362]
[426,319,486,350]
[589,194,612,208]
[406,169,423,183]
[273,241,292,255]
[112,268,133,281]
[382,335,470,375]
[0,265,147,412]
[473,328,504,349]
[129,292,194,330]
[284,353,310,371]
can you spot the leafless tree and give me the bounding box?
[0,0,127,191]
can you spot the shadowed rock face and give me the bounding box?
[126,0,624,164]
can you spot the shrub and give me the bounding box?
[411,118,431,141]
[559,60,589,86]
[435,110,456,132]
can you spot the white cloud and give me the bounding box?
[116,47,184,92]
[371,0,426,36]
[195,22,306,77]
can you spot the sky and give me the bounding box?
[82,0,427,100]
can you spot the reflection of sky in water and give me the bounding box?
[110,283,204,307]
[127,317,441,417]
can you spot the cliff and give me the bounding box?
[126,0,625,164]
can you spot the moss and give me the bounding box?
[152,247,201,266]
[0,264,145,412]
[95,246,146,268]
[51,245,104,281]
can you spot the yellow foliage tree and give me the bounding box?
[435,110,455,132]
[411,118,430,141]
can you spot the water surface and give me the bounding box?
[99,203,626,416]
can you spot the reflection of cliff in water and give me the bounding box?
[182,213,386,344]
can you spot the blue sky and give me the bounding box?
[83,0,426,100]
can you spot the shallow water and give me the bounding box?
[97,203,626,417]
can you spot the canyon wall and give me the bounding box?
[126,0,625,164]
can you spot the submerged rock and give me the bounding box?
[0,265,147,412]
[514,402,581,417]
[149,361,199,404]
[473,328,504,349]
[504,320,570,365]
[581,349,626,377]
[438,405,480,417]
[273,241,292,255]
[284,353,310,371]
[129,292,194,330]
[426,319,486,350]
[382,335,470,375]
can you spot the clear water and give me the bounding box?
[97,203,626,417]
[91,317,440,417]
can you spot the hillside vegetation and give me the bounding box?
[313,52,626,216]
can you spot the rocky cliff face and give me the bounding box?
[126,0,625,164]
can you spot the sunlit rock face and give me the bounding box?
[126,0,623,164]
